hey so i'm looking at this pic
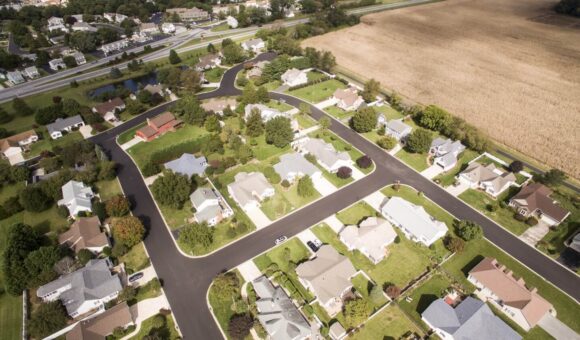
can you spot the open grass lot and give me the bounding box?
[265,99,294,112]
[261,183,321,221]
[307,71,327,82]
[459,188,529,235]
[288,79,347,103]
[129,313,180,340]
[336,201,377,225]
[120,242,150,274]
[0,293,22,340]
[303,0,580,179]
[295,113,317,129]
[442,238,580,333]
[395,148,429,172]
[204,67,226,83]
[94,178,123,201]
[210,23,230,32]
[350,304,423,340]
[433,149,480,186]
[158,200,192,230]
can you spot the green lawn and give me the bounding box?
[0,205,68,237]
[307,71,327,82]
[0,293,22,340]
[373,104,404,120]
[117,122,145,145]
[324,106,353,121]
[211,23,230,32]
[129,313,180,340]
[265,99,294,112]
[134,278,162,303]
[538,189,579,260]
[336,201,377,225]
[28,131,84,159]
[208,270,247,338]
[120,242,150,274]
[204,67,225,83]
[351,273,388,308]
[395,148,429,172]
[261,183,320,221]
[295,113,317,129]
[433,149,480,187]
[252,135,291,161]
[94,178,123,201]
[350,304,424,340]
[158,200,193,230]
[288,79,347,103]
[0,181,24,204]
[458,188,529,235]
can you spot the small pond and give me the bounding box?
[89,73,158,98]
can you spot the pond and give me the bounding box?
[89,73,159,99]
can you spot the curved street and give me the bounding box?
[90,54,580,339]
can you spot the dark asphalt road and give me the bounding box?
[90,53,580,339]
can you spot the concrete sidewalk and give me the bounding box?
[351,167,365,180]
[120,136,142,150]
[421,164,444,179]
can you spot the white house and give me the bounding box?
[281,68,308,87]
[195,53,222,71]
[429,138,466,171]
[332,87,364,111]
[49,58,66,71]
[273,152,321,183]
[339,217,397,264]
[385,119,412,141]
[57,180,94,216]
[23,66,40,79]
[140,22,159,34]
[381,196,448,246]
[36,259,122,318]
[227,172,275,211]
[241,38,265,53]
[190,187,234,226]
[46,115,85,139]
[6,70,25,84]
[458,162,516,198]
[100,39,129,56]
[226,16,238,28]
[0,130,38,160]
[161,22,176,34]
[292,137,352,173]
[47,16,68,32]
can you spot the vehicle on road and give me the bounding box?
[275,236,287,245]
[129,272,144,282]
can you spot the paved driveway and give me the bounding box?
[237,260,262,282]
[324,215,344,233]
[363,191,387,211]
[247,206,272,229]
[446,181,470,196]
[79,125,93,139]
[314,176,337,196]
[120,136,142,150]
[519,221,550,246]
[129,265,157,287]
[351,167,365,180]
[296,229,319,255]
[421,164,444,179]
[538,314,580,340]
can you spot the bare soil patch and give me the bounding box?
[303,0,580,178]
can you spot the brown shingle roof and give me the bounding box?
[93,97,124,115]
[58,217,109,253]
[0,130,38,152]
[66,302,133,340]
[148,111,176,129]
[510,183,570,222]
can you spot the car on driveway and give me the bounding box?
[306,241,318,252]
[129,272,144,283]
[275,236,287,245]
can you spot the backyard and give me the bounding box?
[288,79,347,103]
[349,304,424,340]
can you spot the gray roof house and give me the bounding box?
[274,152,321,183]
[339,217,397,264]
[23,66,40,79]
[422,297,521,340]
[294,138,352,173]
[329,322,347,340]
[281,68,308,87]
[296,245,356,316]
[241,38,265,52]
[458,162,516,198]
[7,70,25,84]
[46,115,85,139]
[227,172,275,211]
[430,138,466,171]
[190,187,233,226]
[253,276,312,340]
[57,180,94,216]
[37,259,122,318]
[385,119,412,141]
[164,153,207,177]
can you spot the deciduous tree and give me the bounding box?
[29,301,68,339]
[405,128,433,154]
[297,176,315,197]
[265,116,293,148]
[362,79,380,103]
[112,216,145,248]
[350,107,377,133]
[455,220,483,241]
[106,194,131,217]
[151,171,192,209]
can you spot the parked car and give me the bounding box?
[129,272,144,283]
[307,241,318,252]
[275,236,287,245]
[313,239,322,248]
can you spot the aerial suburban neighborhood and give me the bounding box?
[0,0,578,339]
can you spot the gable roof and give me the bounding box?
[190,187,219,208]
[281,68,306,82]
[201,98,237,113]
[0,130,37,152]
[164,153,207,177]
[93,97,124,115]
[386,119,412,134]
[422,297,521,340]
[469,257,553,327]
[381,197,448,242]
[66,302,133,340]
[143,84,163,95]
[333,87,362,107]
[58,180,94,213]
[148,111,177,129]
[273,153,319,180]
[242,38,264,48]
[196,53,220,68]
[510,183,569,222]
[300,138,351,169]
[431,137,465,155]
[227,172,273,207]
[461,162,516,192]
[339,217,397,262]
[58,217,109,253]
[296,245,356,304]
[47,115,85,134]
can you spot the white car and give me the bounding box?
[275,236,287,245]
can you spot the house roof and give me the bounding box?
[510,183,569,222]
[190,187,219,209]
[273,153,320,181]
[58,216,109,253]
[300,138,351,170]
[201,98,237,113]
[431,137,465,155]
[461,162,516,193]
[93,97,124,115]
[194,204,222,223]
[0,130,37,152]
[58,180,94,213]
[164,153,207,177]
[227,172,273,207]
[244,103,286,122]
[253,276,312,340]
[37,259,122,315]
[148,111,177,129]
[281,68,306,82]
[24,66,39,74]
[333,87,362,108]
[136,125,157,138]
[47,115,84,134]
[66,302,133,340]
[329,322,346,339]
[296,245,356,304]
[469,257,553,327]
[196,53,220,68]
[435,151,459,168]
[339,217,397,262]
[140,22,158,30]
[381,197,448,242]
[386,119,412,135]
[242,38,264,48]
[143,84,163,95]
[422,297,521,340]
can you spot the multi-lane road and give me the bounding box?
[88,52,579,339]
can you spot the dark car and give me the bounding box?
[306,241,318,252]
[129,272,144,283]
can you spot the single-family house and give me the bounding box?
[281,68,308,87]
[46,115,85,139]
[252,276,312,340]
[339,217,397,264]
[164,153,207,177]
[161,22,176,34]
[244,103,288,122]
[36,259,122,318]
[247,60,269,78]
[49,58,66,71]
[332,87,364,111]
[57,180,94,216]
[47,16,68,32]
[100,39,129,56]
[166,7,209,21]
[293,137,352,173]
[201,98,237,115]
[381,196,448,246]
[143,83,164,96]
[6,70,25,84]
[273,152,321,183]
[0,130,39,160]
[422,296,521,340]
[135,112,183,141]
[104,13,127,23]
[68,51,87,65]
[385,119,412,141]
[241,38,265,53]
[71,14,84,22]
[190,187,233,226]
[468,257,554,331]
[92,97,125,122]
[58,216,110,254]
[429,138,466,171]
[195,53,221,71]
[71,22,97,32]
[140,22,159,34]
[226,16,238,28]
[296,245,357,316]
[23,66,40,79]
[458,162,516,198]
[227,172,275,211]
[66,302,134,340]
[508,183,570,226]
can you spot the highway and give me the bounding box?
[89,53,580,339]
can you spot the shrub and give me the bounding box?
[405,128,433,154]
[337,166,352,179]
[281,179,291,188]
[356,155,372,169]
[487,202,498,212]
[444,236,465,253]
[57,205,70,218]
[350,107,378,133]
[526,216,539,226]
[384,284,401,299]
[514,213,526,222]
[141,162,161,177]
[228,314,254,340]
[455,220,483,241]
[297,176,315,197]
[77,249,95,265]
[111,243,128,258]
[509,160,524,173]
[377,136,397,150]
[263,166,281,184]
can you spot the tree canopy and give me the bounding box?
[405,128,433,154]
[350,107,377,133]
[265,116,294,148]
[455,220,483,241]
[112,216,145,248]
[150,170,192,209]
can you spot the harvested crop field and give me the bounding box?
[303,0,580,178]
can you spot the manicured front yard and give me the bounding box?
[261,183,321,221]
[349,304,424,340]
[395,148,429,172]
[204,67,226,83]
[309,130,371,173]
[129,313,180,340]
[0,293,22,340]
[324,106,353,121]
[28,131,85,159]
[295,113,317,129]
[265,99,294,112]
[120,242,150,274]
[117,122,145,145]
[94,178,123,201]
[336,201,377,225]
[288,79,347,103]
